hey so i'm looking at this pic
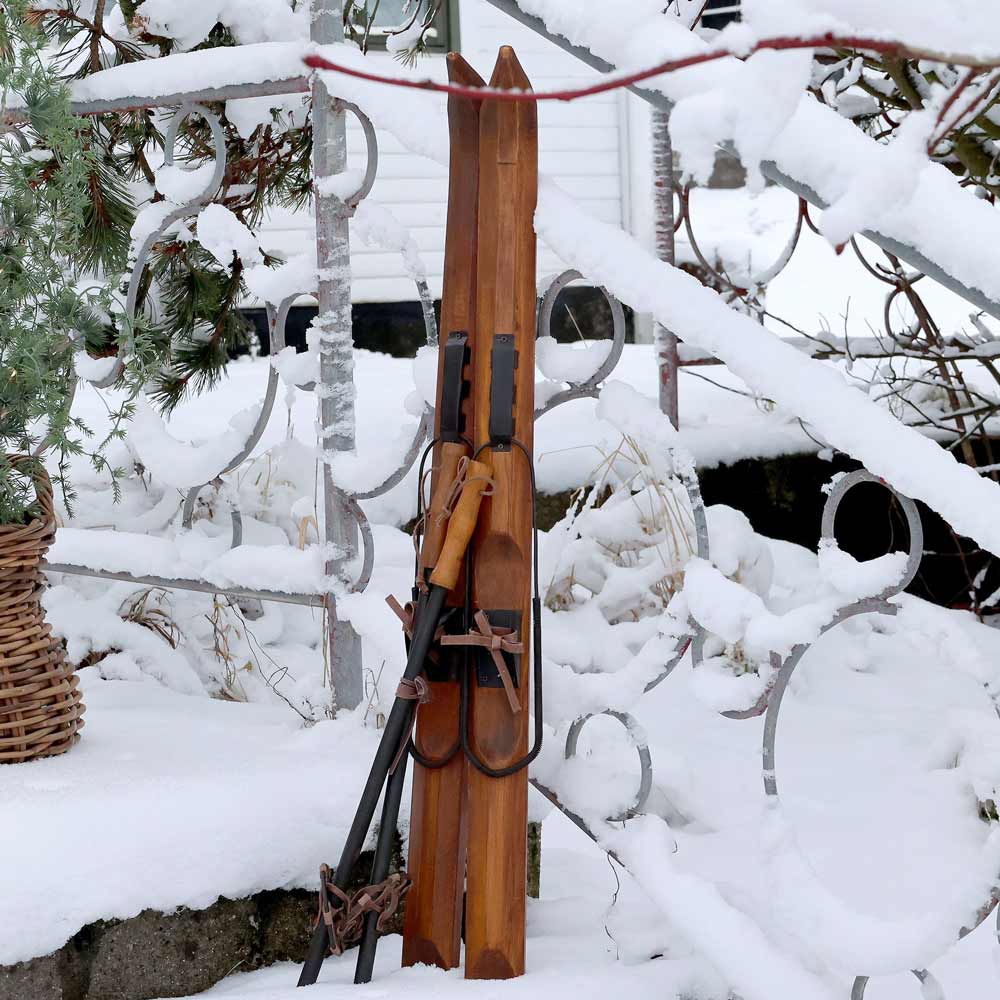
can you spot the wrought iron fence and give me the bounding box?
[2,4,997,994]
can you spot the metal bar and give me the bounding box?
[674,334,993,366]
[484,0,1000,322]
[41,562,325,608]
[652,108,680,425]
[313,0,364,710]
[2,78,309,124]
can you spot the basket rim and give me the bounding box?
[0,454,55,531]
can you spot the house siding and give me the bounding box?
[254,0,630,305]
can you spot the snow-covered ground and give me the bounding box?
[6,535,1000,998]
[7,2,1000,997]
[0,353,990,997]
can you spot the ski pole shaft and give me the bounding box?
[298,587,442,987]
[354,747,409,983]
[298,463,490,988]
[353,459,491,983]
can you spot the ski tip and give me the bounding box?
[489,46,532,92]
[447,51,486,89]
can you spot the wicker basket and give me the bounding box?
[0,455,84,763]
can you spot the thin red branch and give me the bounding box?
[303,33,1000,105]
[928,68,1000,155]
[927,68,978,154]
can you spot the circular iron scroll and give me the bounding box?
[535,269,627,418]
[564,709,653,822]
[761,473,996,992]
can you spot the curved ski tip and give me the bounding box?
[447,51,486,88]
[489,45,532,92]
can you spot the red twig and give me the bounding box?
[304,34,1000,104]
[928,68,1000,155]
[927,68,978,154]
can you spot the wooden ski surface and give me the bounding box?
[401,52,484,973]
[465,46,538,981]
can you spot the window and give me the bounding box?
[348,0,457,53]
[700,0,741,30]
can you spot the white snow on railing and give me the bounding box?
[72,42,307,103]
[49,528,330,595]
[534,180,1000,556]
[505,0,1000,312]
[50,41,1000,553]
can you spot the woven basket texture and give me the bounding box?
[0,455,84,763]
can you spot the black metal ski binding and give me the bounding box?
[488,333,517,450]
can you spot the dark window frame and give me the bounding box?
[349,0,459,54]
[700,0,741,30]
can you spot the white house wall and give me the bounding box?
[255,0,632,306]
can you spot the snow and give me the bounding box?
[511,0,1000,310]
[68,42,308,105]
[245,252,318,307]
[737,0,1000,56]
[72,350,118,384]
[315,169,366,201]
[10,8,1000,998]
[128,396,264,490]
[48,527,330,596]
[536,335,612,385]
[0,675,377,967]
[817,539,907,599]
[534,182,1000,559]
[225,91,308,139]
[197,203,265,268]
[9,536,1000,996]
[138,0,306,51]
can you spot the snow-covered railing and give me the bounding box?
[12,19,999,995]
[18,36,636,713]
[484,0,1000,323]
[297,28,1000,996]
[528,403,1000,1000]
[10,26,437,709]
[36,83,394,706]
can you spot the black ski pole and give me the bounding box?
[298,458,491,988]
[353,746,409,983]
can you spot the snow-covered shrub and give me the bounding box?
[542,383,778,701]
[544,433,696,622]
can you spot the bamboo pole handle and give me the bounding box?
[419,441,470,576]
[429,458,491,592]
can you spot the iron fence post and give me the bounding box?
[652,108,680,427]
[312,0,364,710]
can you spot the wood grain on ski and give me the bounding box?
[402,52,484,973]
[464,46,538,981]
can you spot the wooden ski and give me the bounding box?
[401,51,484,973]
[463,46,538,981]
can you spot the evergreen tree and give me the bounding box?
[0,1,118,523]
[25,1,444,411]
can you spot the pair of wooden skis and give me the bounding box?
[297,46,538,987]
